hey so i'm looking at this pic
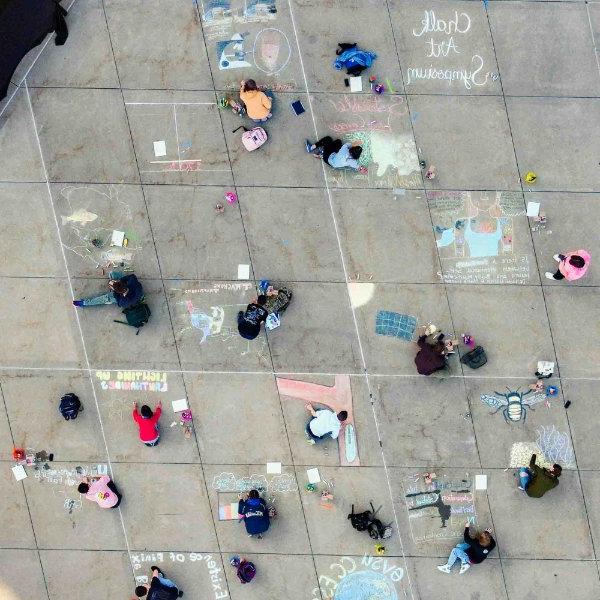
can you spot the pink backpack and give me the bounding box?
[233,125,267,151]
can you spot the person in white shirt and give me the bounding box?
[304,403,347,444]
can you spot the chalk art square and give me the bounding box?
[124,97,232,186]
[375,311,417,341]
[389,2,501,95]
[428,190,535,285]
[402,474,477,544]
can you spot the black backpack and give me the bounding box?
[349,502,393,540]
[460,345,487,369]
[59,393,82,420]
[348,503,374,532]
[368,517,393,540]
[114,302,151,334]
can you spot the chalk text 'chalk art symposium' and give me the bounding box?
[406,10,495,90]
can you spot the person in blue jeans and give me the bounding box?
[72,271,144,309]
[135,566,183,598]
[437,523,495,574]
[518,454,561,497]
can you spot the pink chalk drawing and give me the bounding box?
[276,375,360,466]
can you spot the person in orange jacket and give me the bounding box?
[239,79,272,122]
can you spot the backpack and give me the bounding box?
[114,302,151,334]
[59,393,82,420]
[233,125,267,151]
[348,504,372,532]
[233,558,256,584]
[367,518,393,540]
[349,502,393,540]
[460,345,487,369]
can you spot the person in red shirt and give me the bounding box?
[132,401,162,446]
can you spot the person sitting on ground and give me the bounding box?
[518,454,561,497]
[73,271,144,309]
[238,489,270,538]
[305,137,367,173]
[237,295,269,340]
[437,523,495,574]
[239,79,272,122]
[414,325,451,376]
[545,249,590,281]
[305,403,347,444]
[132,400,162,447]
[135,566,183,599]
[78,475,122,509]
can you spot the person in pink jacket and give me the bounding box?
[545,250,590,281]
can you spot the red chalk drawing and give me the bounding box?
[276,375,360,466]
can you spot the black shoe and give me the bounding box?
[178,592,184,598]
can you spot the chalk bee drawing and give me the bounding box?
[480,388,546,423]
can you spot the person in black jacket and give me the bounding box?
[237,296,268,340]
[73,271,144,309]
[437,523,496,574]
[238,489,270,538]
[135,566,183,598]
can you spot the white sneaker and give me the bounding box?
[459,563,470,574]
[545,272,556,280]
[437,565,451,574]
[553,254,561,262]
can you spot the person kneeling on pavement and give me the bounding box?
[135,566,183,599]
[238,489,270,538]
[518,454,561,497]
[237,295,269,340]
[305,403,347,444]
[78,475,122,509]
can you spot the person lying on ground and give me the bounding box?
[305,136,368,173]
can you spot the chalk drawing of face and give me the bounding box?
[334,571,398,600]
[369,132,419,178]
[253,28,291,75]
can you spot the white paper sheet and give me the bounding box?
[349,76,362,92]
[153,140,167,157]
[237,264,250,279]
[111,230,125,247]
[172,398,189,412]
[307,468,321,484]
[475,474,487,490]
[267,462,282,474]
[526,201,540,217]
[12,465,27,481]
